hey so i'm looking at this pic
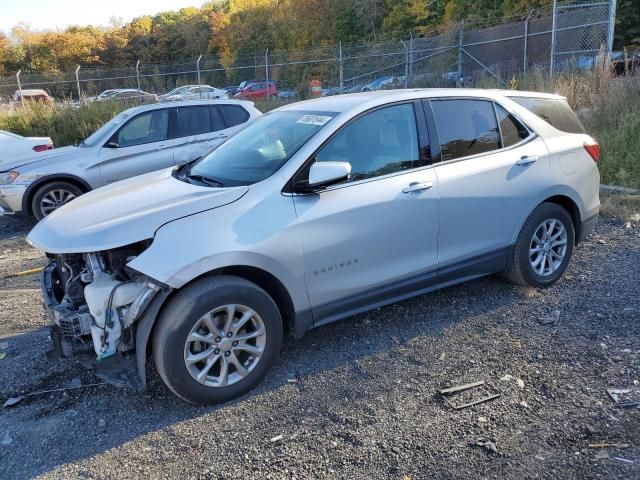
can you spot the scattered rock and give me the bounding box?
[69,378,82,388]
[97,419,106,428]
[517,378,525,389]
[1,431,13,446]
[3,397,24,408]
[477,416,488,424]
[476,438,498,453]
[270,434,283,443]
[519,401,529,409]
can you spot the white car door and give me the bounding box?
[97,108,174,185]
[427,98,550,266]
[173,105,231,166]
[292,103,440,311]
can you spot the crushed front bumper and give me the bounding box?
[40,262,154,390]
[0,184,27,215]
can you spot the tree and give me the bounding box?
[614,0,640,49]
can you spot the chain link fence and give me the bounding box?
[0,0,616,105]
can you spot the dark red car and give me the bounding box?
[234,81,278,100]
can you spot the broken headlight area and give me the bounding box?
[42,240,161,388]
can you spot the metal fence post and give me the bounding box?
[75,65,82,103]
[196,55,203,97]
[264,49,270,102]
[606,0,617,55]
[408,32,414,83]
[550,0,557,77]
[135,60,142,104]
[16,70,23,104]
[401,40,409,88]
[457,23,464,87]
[523,11,532,74]
[339,41,344,94]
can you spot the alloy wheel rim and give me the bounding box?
[529,219,568,276]
[183,304,266,388]
[40,189,76,215]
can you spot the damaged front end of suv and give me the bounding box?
[41,242,171,389]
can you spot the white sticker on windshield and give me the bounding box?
[296,114,333,126]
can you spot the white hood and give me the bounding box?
[27,168,248,253]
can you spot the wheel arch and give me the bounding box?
[22,174,92,216]
[136,264,297,388]
[543,195,581,242]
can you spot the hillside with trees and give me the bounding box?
[0,0,637,76]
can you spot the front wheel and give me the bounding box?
[31,181,83,220]
[152,276,283,405]
[506,202,575,287]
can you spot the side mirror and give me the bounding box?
[302,161,351,191]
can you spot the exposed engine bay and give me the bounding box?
[42,241,166,389]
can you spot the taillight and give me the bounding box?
[33,144,53,152]
[584,142,599,162]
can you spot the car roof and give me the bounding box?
[278,88,566,114]
[121,99,256,115]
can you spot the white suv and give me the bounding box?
[0,100,260,219]
[28,89,600,404]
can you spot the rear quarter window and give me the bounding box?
[509,97,585,134]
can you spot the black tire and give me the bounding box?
[31,181,84,220]
[506,202,575,288]
[152,275,283,405]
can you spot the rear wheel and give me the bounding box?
[506,202,575,287]
[152,276,283,405]
[31,181,83,220]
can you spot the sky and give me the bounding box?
[0,0,205,34]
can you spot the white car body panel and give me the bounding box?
[0,130,53,169]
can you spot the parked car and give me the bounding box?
[160,85,229,102]
[27,89,600,405]
[234,81,278,100]
[361,76,402,91]
[277,89,298,99]
[0,100,260,219]
[610,50,640,76]
[97,89,158,104]
[12,89,54,103]
[0,130,53,165]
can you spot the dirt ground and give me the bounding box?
[0,214,638,480]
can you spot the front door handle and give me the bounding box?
[402,181,433,194]
[157,144,170,150]
[516,155,538,166]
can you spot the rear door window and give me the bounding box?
[220,105,250,127]
[495,105,530,147]
[431,99,500,162]
[176,106,213,137]
[508,97,585,134]
[210,106,228,131]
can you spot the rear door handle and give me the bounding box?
[402,181,433,193]
[516,155,538,166]
[157,144,170,150]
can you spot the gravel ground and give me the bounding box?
[0,214,639,480]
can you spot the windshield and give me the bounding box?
[80,110,133,147]
[187,110,337,187]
